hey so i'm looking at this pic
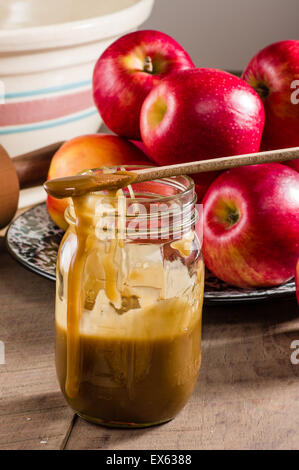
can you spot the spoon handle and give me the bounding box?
[134,146,299,183]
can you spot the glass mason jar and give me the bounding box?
[55,167,204,428]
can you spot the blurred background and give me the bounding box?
[144,0,299,70]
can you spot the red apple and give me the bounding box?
[93,30,194,140]
[140,68,265,168]
[193,171,223,202]
[296,258,299,305]
[203,163,299,288]
[47,134,152,230]
[285,159,299,173]
[242,40,299,161]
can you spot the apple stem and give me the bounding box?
[144,56,154,74]
[255,83,270,100]
[227,212,240,226]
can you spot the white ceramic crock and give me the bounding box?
[0,0,155,157]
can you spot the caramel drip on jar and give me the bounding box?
[47,170,134,398]
[65,196,88,398]
[65,190,123,398]
[98,239,120,306]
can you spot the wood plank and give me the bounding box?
[1,237,299,450]
[0,250,73,450]
[66,297,299,450]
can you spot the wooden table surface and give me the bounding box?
[0,237,299,450]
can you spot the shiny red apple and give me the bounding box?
[242,40,299,159]
[93,30,194,140]
[203,163,299,288]
[140,68,265,169]
[193,171,223,203]
[285,159,299,173]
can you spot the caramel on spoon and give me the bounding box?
[44,146,299,199]
[44,171,138,199]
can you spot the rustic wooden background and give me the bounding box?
[0,235,299,450]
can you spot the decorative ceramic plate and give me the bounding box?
[6,203,296,304]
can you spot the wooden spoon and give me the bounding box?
[44,146,299,199]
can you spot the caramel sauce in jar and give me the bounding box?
[55,168,204,427]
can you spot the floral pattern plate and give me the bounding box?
[6,203,296,304]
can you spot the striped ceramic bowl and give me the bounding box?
[0,0,154,157]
